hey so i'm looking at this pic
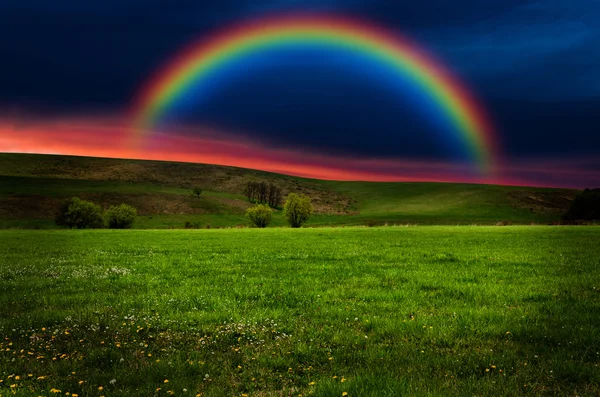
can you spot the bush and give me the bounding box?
[283,193,313,228]
[105,204,137,229]
[56,197,104,229]
[184,220,201,229]
[246,204,273,228]
[192,187,203,198]
[563,188,600,220]
[55,199,73,228]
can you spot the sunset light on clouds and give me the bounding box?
[1,115,597,188]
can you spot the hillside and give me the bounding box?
[0,153,577,228]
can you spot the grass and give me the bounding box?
[0,153,578,229]
[1,226,599,396]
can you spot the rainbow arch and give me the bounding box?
[131,15,499,174]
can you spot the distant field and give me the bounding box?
[0,153,578,228]
[1,226,599,396]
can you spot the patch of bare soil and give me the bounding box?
[507,190,576,214]
[0,154,356,214]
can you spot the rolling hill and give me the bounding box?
[0,153,577,228]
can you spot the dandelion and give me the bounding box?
[98,386,103,390]
[10,384,17,389]
[309,382,315,386]
[156,388,161,392]
[73,394,79,397]
[164,379,169,383]
[50,389,61,393]
[342,393,348,396]
[79,380,84,385]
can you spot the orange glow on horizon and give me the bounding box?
[0,116,595,188]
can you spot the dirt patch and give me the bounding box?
[0,154,356,215]
[0,195,61,219]
[507,190,576,214]
[0,192,251,219]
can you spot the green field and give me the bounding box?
[1,226,599,396]
[0,153,579,229]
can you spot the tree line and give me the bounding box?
[244,182,283,208]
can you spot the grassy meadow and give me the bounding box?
[1,226,599,396]
[0,153,578,229]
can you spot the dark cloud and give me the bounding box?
[0,0,599,168]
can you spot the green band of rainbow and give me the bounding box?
[132,15,499,173]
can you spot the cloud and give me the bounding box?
[1,115,598,188]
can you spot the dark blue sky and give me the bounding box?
[1,0,599,167]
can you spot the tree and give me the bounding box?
[105,203,138,229]
[563,188,600,220]
[56,197,104,229]
[267,183,283,208]
[244,181,282,207]
[245,204,273,228]
[55,199,74,228]
[192,187,203,198]
[283,193,313,228]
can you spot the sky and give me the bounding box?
[0,0,599,188]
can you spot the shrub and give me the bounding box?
[57,197,104,229]
[184,221,201,229]
[105,204,137,229]
[55,199,73,228]
[283,193,313,228]
[563,188,600,220]
[246,204,273,228]
[192,187,203,198]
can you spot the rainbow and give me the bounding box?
[132,15,498,173]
